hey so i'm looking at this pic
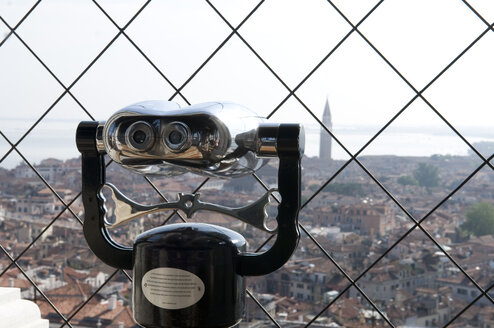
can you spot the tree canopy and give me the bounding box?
[461,202,494,237]
[323,182,363,197]
[397,175,418,186]
[413,163,440,188]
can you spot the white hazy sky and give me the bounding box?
[0,0,493,167]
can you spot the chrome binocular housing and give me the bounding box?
[95,101,303,178]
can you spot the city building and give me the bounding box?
[316,202,395,237]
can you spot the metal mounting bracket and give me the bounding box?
[104,183,278,234]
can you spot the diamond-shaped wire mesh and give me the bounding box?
[1,0,494,327]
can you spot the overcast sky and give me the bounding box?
[0,0,493,166]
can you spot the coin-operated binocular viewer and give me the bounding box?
[76,101,304,328]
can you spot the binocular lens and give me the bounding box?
[126,121,154,151]
[168,130,184,145]
[164,122,190,152]
[132,130,147,144]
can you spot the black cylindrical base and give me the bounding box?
[133,223,246,328]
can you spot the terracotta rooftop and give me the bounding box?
[73,299,136,327]
[36,280,137,327]
[63,266,90,283]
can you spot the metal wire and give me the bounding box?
[0,132,83,225]
[266,0,386,120]
[58,269,120,328]
[0,16,95,121]
[445,280,494,327]
[0,0,493,327]
[0,0,153,164]
[0,0,41,48]
[168,0,267,102]
[0,245,74,328]
[91,0,191,106]
[246,289,282,328]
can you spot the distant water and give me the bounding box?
[1,119,493,169]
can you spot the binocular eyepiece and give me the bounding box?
[93,101,304,178]
[162,121,191,152]
[125,120,191,152]
[125,121,154,151]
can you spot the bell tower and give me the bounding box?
[319,98,332,161]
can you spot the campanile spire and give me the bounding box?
[319,97,332,161]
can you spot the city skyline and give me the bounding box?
[1,112,493,170]
[1,148,493,327]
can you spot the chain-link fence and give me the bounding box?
[1,0,494,327]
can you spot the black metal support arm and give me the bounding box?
[236,124,302,276]
[77,121,133,270]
